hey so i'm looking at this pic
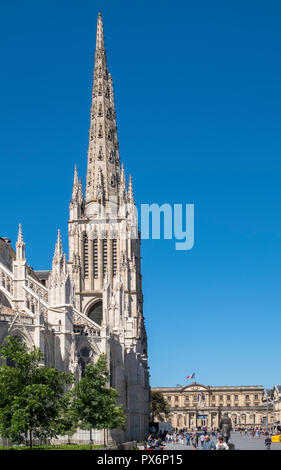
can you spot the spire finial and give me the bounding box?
[96,11,105,51]
[55,229,63,256]
[128,174,135,204]
[78,177,84,205]
[16,223,25,260]
[17,223,23,244]
[72,164,79,200]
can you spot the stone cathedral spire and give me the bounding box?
[85,13,121,216]
[67,14,150,441]
[16,223,25,260]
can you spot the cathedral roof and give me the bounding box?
[0,306,33,318]
[34,270,50,280]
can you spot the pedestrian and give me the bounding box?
[202,435,216,450]
[191,434,197,449]
[154,437,165,450]
[265,436,271,450]
[200,434,205,448]
[216,437,229,450]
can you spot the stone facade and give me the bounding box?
[0,13,149,444]
[152,383,272,429]
[266,385,281,427]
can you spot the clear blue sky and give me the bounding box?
[1,0,281,389]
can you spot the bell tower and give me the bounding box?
[68,13,149,441]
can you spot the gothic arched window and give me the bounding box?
[112,239,117,277]
[88,301,102,326]
[78,347,91,377]
[83,234,89,278]
[98,125,103,138]
[0,291,11,308]
[98,146,103,160]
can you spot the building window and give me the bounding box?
[103,239,107,277]
[219,395,223,401]
[83,234,89,278]
[254,395,258,400]
[98,146,103,160]
[93,239,98,278]
[235,395,238,401]
[88,301,102,326]
[78,346,91,377]
[112,239,117,277]
[227,395,231,401]
[98,124,103,138]
[245,395,249,400]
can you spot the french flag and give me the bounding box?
[186,372,195,379]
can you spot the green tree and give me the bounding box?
[0,336,74,449]
[72,354,125,447]
[150,391,170,421]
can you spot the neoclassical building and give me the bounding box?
[152,383,272,429]
[0,13,150,443]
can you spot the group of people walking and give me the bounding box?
[146,428,230,450]
[146,425,276,450]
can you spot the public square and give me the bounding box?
[165,431,281,450]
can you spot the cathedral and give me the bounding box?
[0,13,150,443]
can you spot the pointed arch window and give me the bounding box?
[109,151,114,163]
[98,125,103,138]
[110,175,115,187]
[98,104,103,117]
[93,239,98,279]
[88,301,102,326]
[83,234,89,278]
[103,239,107,277]
[78,346,91,377]
[98,146,103,160]
[112,239,117,277]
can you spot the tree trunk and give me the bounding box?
[90,428,93,450]
[29,429,33,450]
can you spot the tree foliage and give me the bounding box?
[71,354,125,444]
[150,391,170,421]
[0,336,74,448]
[0,337,126,449]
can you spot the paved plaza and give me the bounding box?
[165,431,281,450]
